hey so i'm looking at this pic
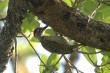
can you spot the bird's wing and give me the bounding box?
[44,36,70,45]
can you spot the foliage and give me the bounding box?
[0,0,8,18]
[40,54,60,73]
[1,0,110,73]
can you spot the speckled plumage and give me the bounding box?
[34,26,79,54]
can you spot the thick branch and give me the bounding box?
[29,0,110,51]
[0,0,27,72]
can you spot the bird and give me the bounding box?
[34,26,80,54]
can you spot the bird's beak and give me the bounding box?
[42,25,48,31]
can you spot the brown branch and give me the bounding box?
[0,0,28,72]
[28,0,110,51]
[20,32,46,66]
[64,53,79,73]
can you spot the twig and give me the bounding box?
[87,54,110,70]
[16,35,24,37]
[51,54,64,72]
[97,0,110,6]
[0,18,6,21]
[78,50,102,54]
[64,55,84,73]
[16,32,32,38]
[101,67,104,73]
[87,54,97,66]
[63,55,73,73]
[20,32,46,66]
[88,1,102,23]
[73,47,102,54]
[97,61,110,67]
[39,54,63,72]
[54,54,63,66]
[14,38,17,73]
[72,0,80,8]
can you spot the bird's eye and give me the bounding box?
[35,28,43,36]
[34,26,47,36]
[37,28,43,33]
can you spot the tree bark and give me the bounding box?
[0,0,28,72]
[29,0,110,51]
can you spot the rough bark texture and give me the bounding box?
[28,0,110,51]
[0,0,28,72]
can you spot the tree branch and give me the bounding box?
[0,0,28,72]
[28,0,110,51]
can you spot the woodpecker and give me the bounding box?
[34,26,80,54]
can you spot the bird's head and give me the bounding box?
[34,26,48,37]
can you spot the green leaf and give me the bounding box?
[22,13,40,32]
[80,0,110,23]
[79,0,98,15]
[102,65,110,73]
[40,54,48,73]
[101,0,110,6]
[81,46,97,65]
[97,64,110,73]
[47,54,60,70]
[94,67,103,73]
[40,54,60,73]
[63,0,75,7]
[45,54,60,73]
[101,52,110,66]
[100,56,110,73]
[0,0,9,18]
[94,11,104,21]
[96,5,110,23]
[0,0,8,11]
[47,54,59,66]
